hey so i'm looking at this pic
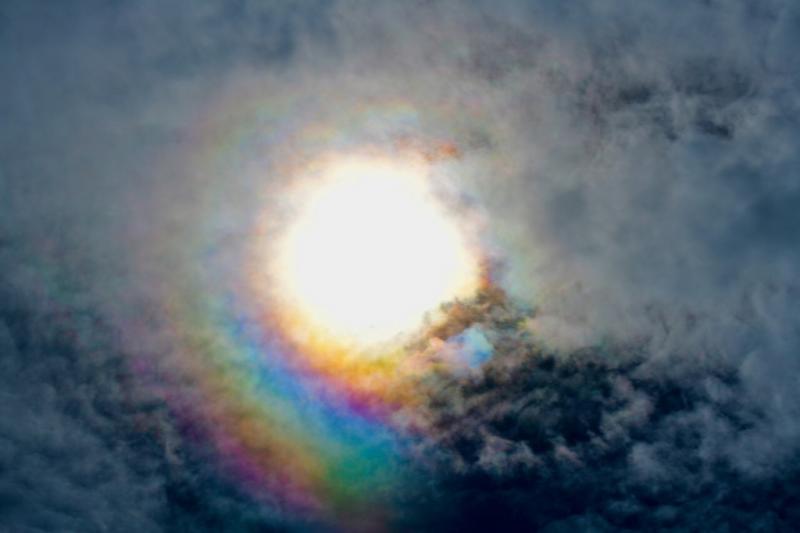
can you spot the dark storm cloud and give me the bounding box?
[399,289,800,531]
[2,0,800,531]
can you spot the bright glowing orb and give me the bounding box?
[271,154,480,348]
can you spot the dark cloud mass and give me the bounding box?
[2,1,800,531]
[401,289,800,531]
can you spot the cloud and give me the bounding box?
[2,0,800,530]
[403,290,798,530]
[0,279,164,530]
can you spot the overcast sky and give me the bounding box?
[2,1,800,531]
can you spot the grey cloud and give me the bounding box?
[404,290,798,531]
[3,0,800,530]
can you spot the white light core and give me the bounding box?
[271,154,480,348]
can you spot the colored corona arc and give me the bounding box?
[156,97,488,528]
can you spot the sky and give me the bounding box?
[2,1,800,531]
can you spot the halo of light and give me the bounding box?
[138,83,494,527]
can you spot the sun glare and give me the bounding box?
[270,154,480,349]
